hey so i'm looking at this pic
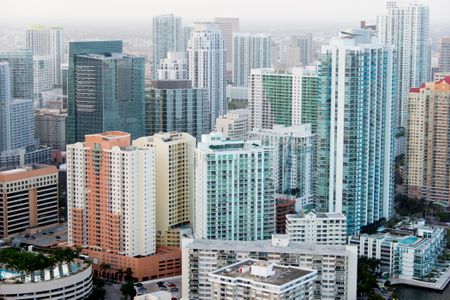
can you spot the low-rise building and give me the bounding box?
[349,226,446,280]
[286,211,347,245]
[209,259,316,300]
[0,261,92,300]
[0,164,58,238]
[182,234,357,300]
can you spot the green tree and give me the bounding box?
[121,281,136,300]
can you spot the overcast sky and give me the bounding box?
[3,0,450,25]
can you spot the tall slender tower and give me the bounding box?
[437,37,450,73]
[0,62,11,152]
[26,25,64,85]
[407,77,450,207]
[377,1,430,127]
[152,14,183,79]
[232,33,272,87]
[187,23,227,129]
[317,29,396,235]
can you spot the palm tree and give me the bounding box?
[124,267,134,282]
[99,263,111,282]
[121,281,136,300]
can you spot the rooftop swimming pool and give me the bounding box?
[0,269,19,280]
[400,236,419,245]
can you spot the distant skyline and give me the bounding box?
[3,0,450,25]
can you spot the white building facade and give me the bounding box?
[377,1,431,127]
[286,211,347,245]
[187,22,227,129]
[232,33,272,87]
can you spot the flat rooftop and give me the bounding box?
[185,238,352,256]
[212,259,314,286]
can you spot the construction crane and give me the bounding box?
[284,132,293,194]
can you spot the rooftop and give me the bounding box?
[185,237,354,256]
[211,259,315,287]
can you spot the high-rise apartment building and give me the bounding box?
[145,80,209,141]
[292,66,320,132]
[437,37,450,73]
[26,26,64,85]
[152,14,183,79]
[317,29,396,235]
[157,52,187,80]
[249,67,316,130]
[214,109,250,140]
[193,133,274,241]
[0,62,11,152]
[377,1,430,127]
[134,132,195,247]
[187,22,227,129]
[0,164,58,238]
[0,50,34,100]
[182,235,358,300]
[250,124,314,202]
[249,69,293,129]
[33,55,54,99]
[407,77,450,206]
[67,41,145,143]
[286,211,347,245]
[67,132,157,276]
[209,259,317,300]
[35,109,67,150]
[214,17,239,78]
[232,33,272,86]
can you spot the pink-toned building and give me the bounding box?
[407,77,450,206]
[67,132,180,280]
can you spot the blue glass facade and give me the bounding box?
[67,41,145,143]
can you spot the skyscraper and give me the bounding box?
[33,55,54,100]
[214,17,239,78]
[187,23,226,129]
[67,41,145,143]
[26,25,64,85]
[232,33,272,87]
[157,51,187,80]
[0,62,11,152]
[317,29,396,235]
[67,132,156,274]
[145,80,209,141]
[0,50,34,100]
[407,77,450,207]
[134,132,195,247]
[193,132,274,241]
[437,37,450,73]
[152,14,183,79]
[377,1,430,127]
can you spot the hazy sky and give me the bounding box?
[3,0,450,25]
